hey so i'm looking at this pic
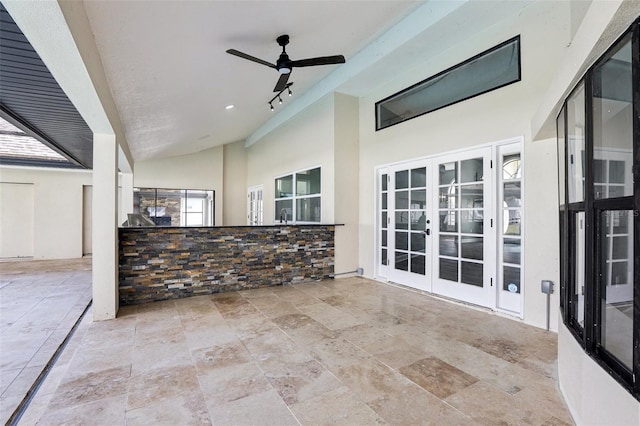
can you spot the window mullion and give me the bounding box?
[632,20,640,396]
[584,68,597,353]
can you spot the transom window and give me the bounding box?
[375,36,521,130]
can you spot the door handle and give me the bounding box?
[424,229,431,236]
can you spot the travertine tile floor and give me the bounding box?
[0,258,92,425]
[16,273,573,425]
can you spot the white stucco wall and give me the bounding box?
[0,166,91,259]
[558,322,639,425]
[246,94,336,225]
[245,93,361,275]
[357,1,568,328]
[0,166,134,260]
[333,93,360,275]
[222,140,247,226]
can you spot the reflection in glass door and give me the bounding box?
[247,185,264,225]
[377,169,390,279]
[387,162,431,290]
[432,147,494,308]
[497,144,523,315]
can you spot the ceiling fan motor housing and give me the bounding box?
[276,35,291,74]
[277,54,292,74]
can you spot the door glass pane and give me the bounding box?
[439,211,458,232]
[503,182,521,207]
[503,238,521,265]
[411,232,425,253]
[396,170,409,189]
[396,190,409,209]
[461,184,483,208]
[411,254,426,275]
[461,237,483,260]
[382,174,388,191]
[504,211,521,235]
[439,235,458,257]
[593,35,632,200]
[439,162,457,185]
[600,210,633,369]
[411,190,426,208]
[439,186,457,209]
[504,266,521,293]
[381,249,388,266]
[381,230,387,247]
[382,193,387,209]
[395,252,408,271]
[439,258,458,281]
[461,261,483,287]
[395,212,409,230]
[395,232,408,251]
[382,211,388,229]
[461,211,483,234]
[411,168,427,187]
[567,83,585,203]
[410,211,427,230]
[503,154,521,179]
[461,158,483,183]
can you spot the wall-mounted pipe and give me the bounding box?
[330,267,364,278]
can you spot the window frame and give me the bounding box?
[375,35,521,131]
[274,166,322,224]
[557,20,640,400]
[132,187,215,227]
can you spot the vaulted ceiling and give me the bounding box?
[2,0,544,166]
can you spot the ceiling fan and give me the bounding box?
[226,34,346,92]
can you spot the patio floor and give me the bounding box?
[0,258,92,425]
[8,265,572,425]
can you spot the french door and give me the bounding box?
[247,185,264,225]
[385,160,432,291]
[431,147,494,307]
[377,145,505,311]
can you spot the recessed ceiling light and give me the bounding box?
[225,105,234,110]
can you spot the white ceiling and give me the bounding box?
[82,0,423,161]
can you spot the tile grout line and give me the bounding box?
[6,299,92,426]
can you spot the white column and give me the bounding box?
[92,133,119,320]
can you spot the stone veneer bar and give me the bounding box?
[118,225,335,305]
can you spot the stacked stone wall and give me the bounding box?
[118,225,335,305]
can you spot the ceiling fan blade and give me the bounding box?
[273,72,291,92]
[290,55,345,68]
[226,49,276,69]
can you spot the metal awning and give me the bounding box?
[0,4,93,168]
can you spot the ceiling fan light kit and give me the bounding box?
[268,82,293,111]
[226,34,346,100]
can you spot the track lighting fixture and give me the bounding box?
[267,82,294,110]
